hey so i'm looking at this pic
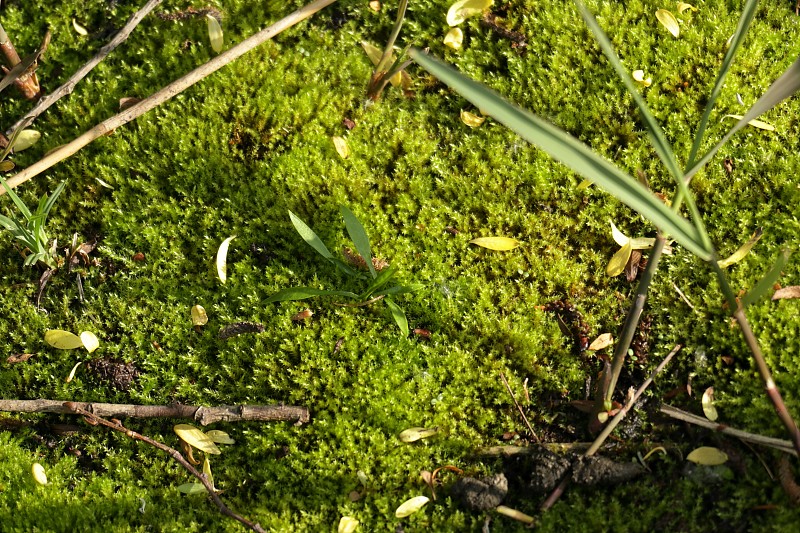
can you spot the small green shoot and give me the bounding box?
[365,0,413,101]
[268,208,418,335]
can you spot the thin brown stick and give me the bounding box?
[0,0,338,196]
[6,0,163,135]
[659,404,797,456]
[499,371,539,442]
[63,402,266,533]
[0,399,310,426]
[541,344,681,511]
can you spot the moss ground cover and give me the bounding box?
[2,0,800,530]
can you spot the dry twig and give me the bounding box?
[499,371,539,442]
[0,399,310,426]
[63,402,266,533]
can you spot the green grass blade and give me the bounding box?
[742,249,792,308]
[375,284,422,296]
[0,173,32,220]
[385,297,408,336]
[360,265,397,300]
[41,181,66,220]
[0,213,16,231]
[687,0,759,167]
[410,48,711,260]
[340,206,377,278]
[288,210,333,260]
[686,56,800,182]
[265,287,359,303]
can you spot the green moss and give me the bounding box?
[2,0,800,530]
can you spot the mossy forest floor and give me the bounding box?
[2,0,800,530]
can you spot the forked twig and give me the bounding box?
[1,0,339,196]
[541,344,681,511]
[499,371,539,442]
[63,402,266,533]
[6,0,164,135]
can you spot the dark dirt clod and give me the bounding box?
[218,321,265,339]
[571,455,645,486]
[522,447,572,493]
[87,358,140,391]
[451,474,508,511]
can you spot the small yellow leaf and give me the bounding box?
[576,179,593,191]
[676,2,698,13]
[177,482,207,494]
[174,424,222,455]
[11,130,41,152]
[0,160,15,172]
[702,387,718,422]
[717,227,762,269]
[395,495,429,518]
[398,427,439,443]
[66,361,82,383]
[191,305,209,326]
[206,14,223,53]
[333,136,351,159]
[72,19,89,36]
[723,115,775,131]
[80,331,99,353]
[606,242,632,277]
[216,236,235,284]
[205,430,235,444]
[469,237,520,251]
[687,446,728,465]
[632,70,652,87]
[460,110,485,128]
[360,41,402,87]
[611,223,654,249]
[203,455,214,490]
[32,463,48,485]
[611,222,629,247]
[447,0,493,27]
[495,505,535,524]
[444,28,463,49]
[588,333,613,351]
[656,9,680,38]
[45,330,84,350]
[338,516,360,533]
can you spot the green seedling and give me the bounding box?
[365,0,413,101]
[411,0,800,455]
[267,206,418,335]
[0,127,65,269]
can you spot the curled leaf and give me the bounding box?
[174,424,221,455]
[338,517,360,533]
[444,28,463,49]
[606,241,632,277]
[31,463,48,485]
[395,495,429,518]
[206,14,223,53]
[399,427,439,443]
[216,236,236,284]
[702,387,718,422]
[632,70,652,87]
[72,19,89,36]
[11,130,41,152]
[45,330,84,350]
[460,110,485,127]
[80,331,99,353]
[588,333,613,351]
[469,237,520,251]
[205,430,235,444]
[191,305,208,326]
[66,361,82,383]
[687,446,728,465]
[655,9,680,38]
[447,0,493,27]
[333,136,351,159]
[717,227,762,269]
[723,115,775,131]
[676,2,698,13]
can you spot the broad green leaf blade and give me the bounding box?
[606,242,632,277]
[288,210,333,260]
[717,227,762,269]
[409,48,710,260]
[687,54,800,182]
[265,287,359,303]
[385,297,408,336]
[398,426,439,443]
[360,265,398,300]
[45,330,84,350]
[206,14,223,53]
[205,430,235,444]
[80,331,99,353]
[655,9,680,38]
[340,206,376,278]
[177,483,207,494]
[395,495,429,518]
[742,248,791,308]
[31,463,47,485]
[469,236,520,250]
[686,446,728,465]
[173,424,221,455]
[686,0,759,166]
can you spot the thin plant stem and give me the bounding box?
[542,344,681,511]
[64,402,267,533]
[499,371,539,442]
[0,0,338,196]
[6,0,164,135]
